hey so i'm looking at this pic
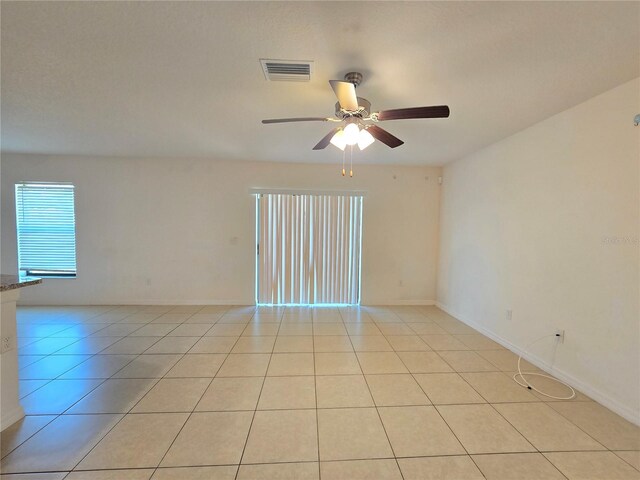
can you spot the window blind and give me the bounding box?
[15,183,77,277]
[257,193,363,305]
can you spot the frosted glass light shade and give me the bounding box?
[357,128,375,150]
[330,130,347,150]
[343,123,360,145]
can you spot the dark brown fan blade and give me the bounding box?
[312,128,340,150]
[366,125,404,148]
[329,80,359,111]
[377,105,450,121]
[262,117,330,124]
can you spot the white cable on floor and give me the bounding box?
[513,334,576,400]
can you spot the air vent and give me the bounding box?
[260,59,313,82]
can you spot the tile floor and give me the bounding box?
[1,305,638,479]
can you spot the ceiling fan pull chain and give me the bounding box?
[350,145,354,177]
[342,148,346,176]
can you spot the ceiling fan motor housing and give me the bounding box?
[344,71,363,87]
[335,97,371,119]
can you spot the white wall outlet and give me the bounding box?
[555,329,565,343]
[506,309,513,321]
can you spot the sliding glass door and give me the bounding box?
[256,193,363,305]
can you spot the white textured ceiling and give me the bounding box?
[1,1,638,165]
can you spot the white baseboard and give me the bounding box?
[122,300,254,306]
[19,299,438,307]
[436,301,640,426]
[18,299,255,306]
[365,299,436,306]
[1,405,24,432]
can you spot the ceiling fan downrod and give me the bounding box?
[344,71,363,88]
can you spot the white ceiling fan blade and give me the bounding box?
[329,80,359,111]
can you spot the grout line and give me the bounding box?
[55,313,199,418]
[392,349,488,479]
[65,308,211,473]
[5,304,633,478]
[339,308,406,480]
[2,307,139,461]
[312,309,322,480]
[232,307,281,480]
[148,307,237,478]
[8,449,632,478]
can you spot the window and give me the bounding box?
[15,183,77,278]
[256,193,363,305]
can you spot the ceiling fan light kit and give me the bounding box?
[330,130,347,150]
[357,128,375,150]
[328,120,375,152]
[342,122,360,146]
[262,71,450,175]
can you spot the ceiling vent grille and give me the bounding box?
[260,59,313,82]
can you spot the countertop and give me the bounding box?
[0,274,43,292]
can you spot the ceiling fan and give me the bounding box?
[261,71,450,151]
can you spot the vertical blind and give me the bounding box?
[15,183,77,277]
[257,193,363,305]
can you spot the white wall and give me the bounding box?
[437,78,640,422]
[0,155,441,306]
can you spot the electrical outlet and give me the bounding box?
[1,336,12,353]
[506,309,513,321]
[555,329,565,343]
